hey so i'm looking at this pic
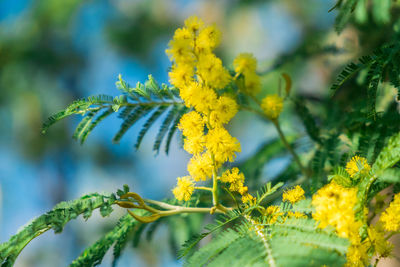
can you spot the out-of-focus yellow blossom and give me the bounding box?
[184,15,204,34]
[243,71,261,95]
[206,127,241,163]
[233,53,261,95]
[178,111,204,138]
[367,226,393,258]
[173,27,192,41]
[282,185,305,204]
[345,155,371,178]
[242,193,255,204]
[196,25,221,52]
[233,53,257,74]
[380,193,400,232]
[344,242,370,267]
[183,135,205,155]
[265,205,283,224]
[287,211,306,219]
[261,94,284,120]
[266,205,281,215]
[187,152,214,181]
[209,95,238,126]
[197,53,231,89]
[172,176,195,201]
[166,38,194,64]
[312,181,360,242]
[169,64,194,89]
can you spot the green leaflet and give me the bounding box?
[184,215,348,267]
[0,193,116,267]
[42,75,185,153]
[70,213,145,267]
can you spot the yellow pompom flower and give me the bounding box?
[179,82,217,113]
[282,185,305,204]
[187,152,214,181]
[209,96,238,126]
[205,127,241,163]
[380,193,400,232]
[243,71,261,95]
[169,64,194,89]
[287,211,307,219]
[184,16,204,34]
[183,135,205,155]
[242,193,255,204]
[233,53,257,74]
[261,94,284,120]
[166,38,195,65]
[312,181,361,242]
[172,176,195,201]
[345,242,370,267]
[367,226,393,258]
[196,25,221,52]
[172,27,192,42]
[220,167,245,192]
[345,156,371,178]
[178,111,204,138]
[266,205,283,224]
[266,205,281,215]
[197,53,231,89]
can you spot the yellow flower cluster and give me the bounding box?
[265,205,283,224]
[166,16,230,92]
[264,205,306,225]
[311,181,377,266]
[169,16,251,203]
[172,176,195,201]
[345,155,371,178]
[282,185,305,204]
[312,181,360,241]
[233,53,261,95]
[261,94,284,120]
[345,225,393,267]
[219,167,254,203]
[380,193,400,231]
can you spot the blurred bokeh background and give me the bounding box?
[3,0,393,266]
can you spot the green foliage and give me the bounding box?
[332,0,393,32]
[293,98,321,144]
[70,213,144,267]
[331,42,400,118]
[178,211,241,259]
[372,131,400,172]
[183,213,348,267]
[0,193,116,267]
[42,75,186,153]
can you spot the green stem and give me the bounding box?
[195,186,213,191]
[212,166,219,206]
[272,120,308,177]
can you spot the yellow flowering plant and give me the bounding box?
[3,11,400,267]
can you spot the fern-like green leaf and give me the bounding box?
[372,131,400,172]
[134,105,168,150]
[165,106,188,154]
[0,193,116,266]
[153,105,180,154]
[70,212,144,267]
[43,75,185,153]
[185,216,348,267]
[178,211,241,259]
[293,98,321,144]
